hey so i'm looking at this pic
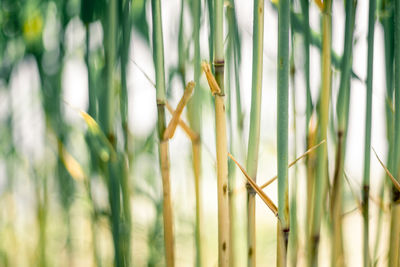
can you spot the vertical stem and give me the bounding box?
[390,0,400,265]
[207,0,215,70]
[151,0,175,266]
[299,0,312,148]
[277,0,290,265]
[289,27,298,267]
[377,1,394,264]
[298,2,315,240]
[308,0,332,265]
[104,0,124,265]
[214,0,230,266]
[331,0,356,265]
[188,0,203,265]
[246,0,264,266]
[105,0,116,135]
[120,1,132,265]
[84,24,102,267]
[362,0,376,266]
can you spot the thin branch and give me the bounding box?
[228,153,278,217]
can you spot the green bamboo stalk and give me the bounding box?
[299,0,312,148]
[103,0,125,266]
[298,0,315,244]
[362,0,376,266]
[207,0,215,71]
[120,1,132,264]
[289,11,359,81]
[213,0,230,265]
[331,1,356,265]
[227,0,244,133]
[308,1,332,265]
[187,0,203,265]
[389,0,400,265]
[277,0,290,265]
[245,0,264,266]
[84,24,103,267]
[288,22,298,267]
[105,0,117,136]
[376,2,395,264]
[381,0,395,152]
[151,0,175,266]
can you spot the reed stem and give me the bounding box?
[362,0,376,266]
[213,0,230,265]
[246,0,265,266]
[187,0,203,265]
[277,0,290,264]
[308,1,331,265]
[331,1,356,265]
[151,0,175,265]
[389,0,400,265]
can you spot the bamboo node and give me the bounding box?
[246,183,257,195]
[157,99,166,105]
[202,61,221,95]
[248,247,253,257]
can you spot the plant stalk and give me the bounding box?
[389,0,400,265]
[362,0,376,266]
[246,0,265,266]
[151,0,175,265]
[308,0,332,265]
[214,0,230,265]
[277,0,290,264]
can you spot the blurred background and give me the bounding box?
[0,0,393,266]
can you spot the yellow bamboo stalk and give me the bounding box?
[160,140,174,266]
[215,94,230,266]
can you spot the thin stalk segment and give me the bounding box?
[277,0,290,264]
[362,0,376,266]
[246,0,265,266]
[214,0,230,266]
[151,0,175,265]
[308,0,332,265]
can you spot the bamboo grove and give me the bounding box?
[2,0,400,266]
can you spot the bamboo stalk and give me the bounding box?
[308,0,331,265]
[288,30,298,266]
[179,3,203,260]
[362,0,376,266]
[299,0,315,244]
[188,4,202,264]
[390,0,400,265]
[299,0,312,149]
[331,1,356,265]
[246,0,265,265]
[376,1,394,264]
[277,0,290,264]
[185,4,202,258]
[211,1,229,264]
[103,0,125,265]
[151,0,175,265]
[120,1,133,264]
[225,5,236,264]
